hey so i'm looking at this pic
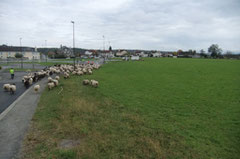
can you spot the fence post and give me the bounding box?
[32,56,35,69]
[21,57,23,69]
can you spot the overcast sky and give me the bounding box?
[0,0,240,52]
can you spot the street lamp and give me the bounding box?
[103,35,105,51]
[20,37,23,68]
[102,35,106,63]
[45,40,47,62]
[20,38,22,47]
[71,21,75,70]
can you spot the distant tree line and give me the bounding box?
[36,44,239,59]
[177,44,239,59]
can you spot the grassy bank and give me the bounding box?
[23,58,240,158]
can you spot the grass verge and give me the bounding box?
[22,58,240,159]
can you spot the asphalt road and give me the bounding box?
[0,72,29,114]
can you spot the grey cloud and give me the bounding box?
[0,0,240,52]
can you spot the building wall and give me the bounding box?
[24,52,40,60]
[0,51,40,59]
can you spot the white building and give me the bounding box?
[152,52,162,57]
[0,46,40,60]
[131,55,140,60]
[85,51,92,56]
[116,50,128,57]
[139,52,148,57]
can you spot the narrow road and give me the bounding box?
[0,72,29,114]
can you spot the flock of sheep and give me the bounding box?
[2,63,101,95]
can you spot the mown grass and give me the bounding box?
[22,58,240,159]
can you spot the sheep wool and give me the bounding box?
[82,79,90,85]
[90,80,99,88]
[72,71,77,75]
[48,77,53,82]
[55,76,60,81]
[34,85,40,93]
[88,70,92,75]
[77,71,83,76]
[64,73,69,79]
[29,78,33,85]
[3,84,11,92]
[52,79,59,86]
[48,82,55,90]
[9,84,16,94]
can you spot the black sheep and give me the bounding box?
[24,79,30,89]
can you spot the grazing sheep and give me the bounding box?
[34,84,40,93]
[90,80,99,88]
[72,71,77,75]
[82,68,87,74]
[48,82,55,90]
[55,76,60,81]
[82,79,90,85]
[77,71,83,76]
[9,84,16,94]
[88,70,92,75]
[48,77,53,82]
[29,78,33,85]
[52,79,59,86]
[3,84,11,92]
[64,72,69,79]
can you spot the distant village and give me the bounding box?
[0,44,239,60]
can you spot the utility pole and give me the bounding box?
[20,37,23,68]
[103,35,105,51]
[45,40,47,62]
[32,56,35,69]
[108,41,111,49]
[71,21,75,70]
[103,35,106,63]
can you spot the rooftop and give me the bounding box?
[0,45,36,52]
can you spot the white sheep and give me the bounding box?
[3,84,11,92]
[72,71,77,75]
[88,70,92,75]
[48,82,55,90]
[77,71,83,76]
[34,84,40,93]
[55,76,60,81]
[90,80,99,88]
[9,84,16,94]
[64,72,70,79]
[48,77,53,82]
[52,79,59,86]
[29,78,33,85]
[82,79,90,85]
[82,68,87,74]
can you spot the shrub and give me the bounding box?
[15,53,23,58]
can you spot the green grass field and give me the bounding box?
[23,58,240,159]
